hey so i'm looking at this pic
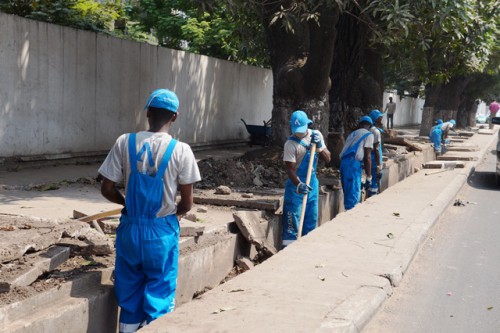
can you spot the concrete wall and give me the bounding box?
[0,12,273,158]
[381,91,425,127]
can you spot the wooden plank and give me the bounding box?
[76,208,122,223]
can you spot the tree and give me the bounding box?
[252,1,341,145]
[0,0,125,32]
[135,0,269,66]
[386,0,500,135]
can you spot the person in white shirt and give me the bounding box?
[282,110,331,247]
[98,89,201,333]
[384,97,396,129]
[339,116,374,210]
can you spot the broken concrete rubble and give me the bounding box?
[0,246,70,293]
[233,210,277,257]
[0,214,111,264]
[215,185,232,195]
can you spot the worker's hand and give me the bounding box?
[310,132,323,149]
[377,170,383,181]
[376,165,382,174]
[296,182,313,194]
[365,176,372,190]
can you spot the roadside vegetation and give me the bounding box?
[2,0,500,146]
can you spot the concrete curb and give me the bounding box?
[327,129,499,333]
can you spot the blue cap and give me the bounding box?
[290,110,313,134]
[144,89,179,112]
[368,109,383,122]
[449,119,456,125]
[359,115,373,125]
[437,119,443,124]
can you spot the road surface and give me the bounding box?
[364,139,500,333]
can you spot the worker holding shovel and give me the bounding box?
[98,89,201,333]
[282,111,331,248]
[339,116,374,210]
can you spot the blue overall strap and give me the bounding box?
[377,126,384,133]
[128,133,138,172]
[288,136,310,148]
[341,132,372,159]
[155,139,178,180]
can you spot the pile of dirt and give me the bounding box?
[196,146,340,189]
[197,147,287,189]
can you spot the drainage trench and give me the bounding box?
[1,131,459,333]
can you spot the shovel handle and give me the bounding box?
[297,143,317,239]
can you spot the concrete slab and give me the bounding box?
[478,129,495,135]
[193,195,279,211]
[0,214,109,263]
[422,161,465,169]
[436,155,477,161]
[0,246,70,292]
[446,145,479,152]
[233,210,277,256]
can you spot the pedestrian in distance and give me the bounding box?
[367,109,384,198]
[339,116,374,211]
[489,99,499,129]
[282,110,331,248]
[429,119,456,156]
[384,96,397,129]
[98,89,201,333]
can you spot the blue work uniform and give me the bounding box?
[116,133,180,333]
[368,126,384,197]
[429,124,443,153]
[282,135,319,247]
[340,132,372,210]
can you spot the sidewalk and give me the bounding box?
[139,128,498,333]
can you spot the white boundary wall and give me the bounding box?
[0,13,273,158]
[381,91,425,127]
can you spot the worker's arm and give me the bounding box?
[177,183,194,216]
[285,162,301,186]
[319,148,331,163]
[363,148,372,178]
[100,176,125,206]
[373,142,381,168]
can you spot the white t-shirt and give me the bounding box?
[340,128,374,161]
[98,131,201,217]
[441,122,454,131]
[283,130,326,167]
[370,126,381,145]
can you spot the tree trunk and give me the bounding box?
[329,10,384,135]
[419,77,467,135]
[260,2,340,146]
[328,10,384,167]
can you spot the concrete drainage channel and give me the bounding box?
[0,129,481,333]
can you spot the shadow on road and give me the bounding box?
[467,167,499,191]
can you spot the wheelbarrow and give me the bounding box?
[241,118,272,146]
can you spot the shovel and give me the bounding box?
[297,143,317,239]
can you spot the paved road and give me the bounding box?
[364,139,500,333]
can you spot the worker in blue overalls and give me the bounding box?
[339,116,374,210]
[367,110,384,197]
[99,89,201,333]
[282,110,331,247]
[430,119,455,156]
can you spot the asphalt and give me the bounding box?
[135,127,498,333]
